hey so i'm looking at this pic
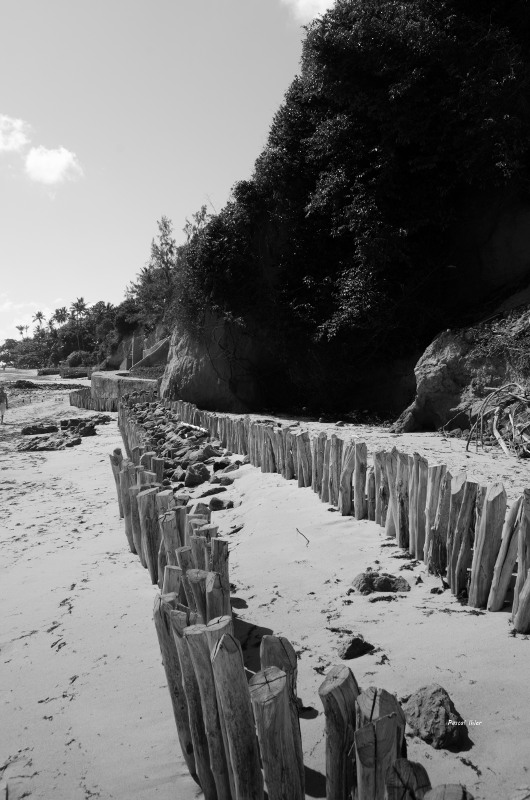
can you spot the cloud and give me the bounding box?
[25,145,84,185]
[280,0,334,22]
[0,114,31,153]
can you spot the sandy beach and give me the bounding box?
[1,375,530,800]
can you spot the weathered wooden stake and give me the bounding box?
[367,466,376,521]
[153,594,196,780]
[355,714,399,800]
[338,441,356,516]
[385,758,431,800]
[354,441,368,520]
[211,634,264,800]
[423,464,447,564]
[137,486,161,584]
[451,481,478,596]
[109,448,124,517]
[249,667,304,800]
[513,490,530,619]
[185,625,233,800]
[187,568,208,623]
[488,494,524,611]
[427,471,452,576]
[169,611,217,800]
[468,483,507,608]
[446,472,467,585]
[129,485,147,568]
[318,665,360,800]
[395,452,410,549]
[119,462,137,554]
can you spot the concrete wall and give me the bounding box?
[90,371,158,402]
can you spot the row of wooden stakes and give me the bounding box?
[69,386,119,412]
[109,400,475,800]
[161,399,530,633]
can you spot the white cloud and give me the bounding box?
[0,114,31,153]
[280,0,334,22]
[25,145,84,185]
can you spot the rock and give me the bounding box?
[218,476,234,486]
[403,684,468,750]
[186,443,222,464]
[21,423,58,435]
[184,462,210,487]
[209,474,222,484]
[213,458,231,472]
[351,571,411,595]
[209,496,234,511]
[78,423,96,437]
[200,486,228,498]
[172,466,186,482]
[221,463,242,474]
[338,636,375,659]
[64,437,82,448]
[189,502,210,518]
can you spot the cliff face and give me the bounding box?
[394,307,530,432]
[160,314,260,412]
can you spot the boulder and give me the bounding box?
[403,684,468,750]
[338,636,375,660]
[184,462,210,487]
[221,462,242,474]
[218,476,234,486]
[186,443,222,464]
[351,571,411,595]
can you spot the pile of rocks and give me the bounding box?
[17,414,111,451]
[120,397,246,511]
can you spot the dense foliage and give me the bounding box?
[0,299,134,370]
[127,0,530,407]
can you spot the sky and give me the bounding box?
[0,0,334,342]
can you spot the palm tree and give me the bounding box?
[32,310,45,331]
[70,297,87,350]
[53,307,68,326]
[16,325,24,339]
[24,325,29,337]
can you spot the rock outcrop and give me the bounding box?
[393,306,530,432]
[160,313,260,412]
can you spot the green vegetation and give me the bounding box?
[125,0,530,408]
[0,299,133,370]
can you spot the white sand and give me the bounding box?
[1,386,530,799]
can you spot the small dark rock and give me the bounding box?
[222,463,242,474]
[200,486,228,498]
[339,635,375,660]
[21,423,58,435]
[213,458,231,472]
[209,496,234,511]
[218,476,234,486]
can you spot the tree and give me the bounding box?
[53,307,68,326]
[32,311,45,331]
[128,217,178,330]
[16,325,24,339]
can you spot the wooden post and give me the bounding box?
[210,633,264,800]
[152,594,196,780]
[367,466,376,521]
[162,565,182,595]
[385,758,431,800]
[373,451,384,526]
[119,462,137,554]
[414,455,428,559]
[451,481,478,596]
[426,471,452,577]
[446,472,467,586]
[395,452,410,549]
[513,569,530,633]
[152,455,165,483]
[129,485,147,568]
[312,432,327,495]
[184,625,233,800]
[211,538,231,616]
[384,449,398,538]
[109,448,124,517]
[354,441,368,520]
[187,568,208,624]
[140,450,156,470]
[355,714,399,800]
[488,494,524,611]
[284,428,295,480]
[355,687,406,757]
[159,509,182,565]
[249,667,304,800]
[176,546,198,611]
[205,615,234,648]
[424,464,447,564]
[137,486,161,584]
[206,572,228,622]
[321,438,331,503]
[190,535,209,571]
[318,665,360,800]
[468,483,507,608]
[408,453,419,552]
[297,431,311,488]
[260,635,303,791]
[169,611,217,800]
[513,489,530,619]
[328,434,343,506]
[338,441,356,516]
